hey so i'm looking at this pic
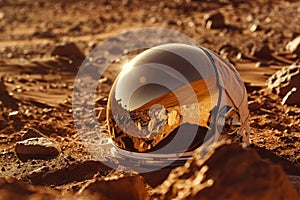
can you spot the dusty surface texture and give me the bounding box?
[0,0,300,199]
[151,141,299,200]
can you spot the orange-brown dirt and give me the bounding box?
[0,0,300,199]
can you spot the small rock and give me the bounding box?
[6,53,13,58]
[219,44,239,59]
[248,101,261,111]
[28,160,111,185]
[68,25,81,32]
[28,166,50,180]
[21,128,46,140]
[267,63,300,104]
[15,137,61,160]
[167,19,178,25]
[51,42,85,60]
[81,174,148,200]
[255,60,271,68]
[286,36,300,56]
[251,44,272,59]
[249,23,261,32]
[282,87,300,106]
[204,12,225,29]
[244,83,263,93]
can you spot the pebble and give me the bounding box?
[286,36,300,55]
[204,12,226,29]
[51,42,85,60]
[249,23,260,32]
[267,63,300,106]
[21,128,46,140]
[15,137,61,159]
[7,53,13,58]
[248,101,261,111]
[251,44,272,59]
[255,60,271,68]
[219,44,239,59]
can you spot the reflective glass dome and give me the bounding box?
[107,44,221,154]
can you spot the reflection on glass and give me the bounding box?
[106,44,219,153]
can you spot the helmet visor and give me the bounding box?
[107,44,221,154]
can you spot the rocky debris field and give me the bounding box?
[0,0,300,199]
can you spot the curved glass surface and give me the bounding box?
[107,44,220,153]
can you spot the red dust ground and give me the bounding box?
[0,0,300,199]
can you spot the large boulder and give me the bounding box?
[151,141,299,200]
[266,63,300,106]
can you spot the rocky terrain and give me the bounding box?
[0,0,300,199]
